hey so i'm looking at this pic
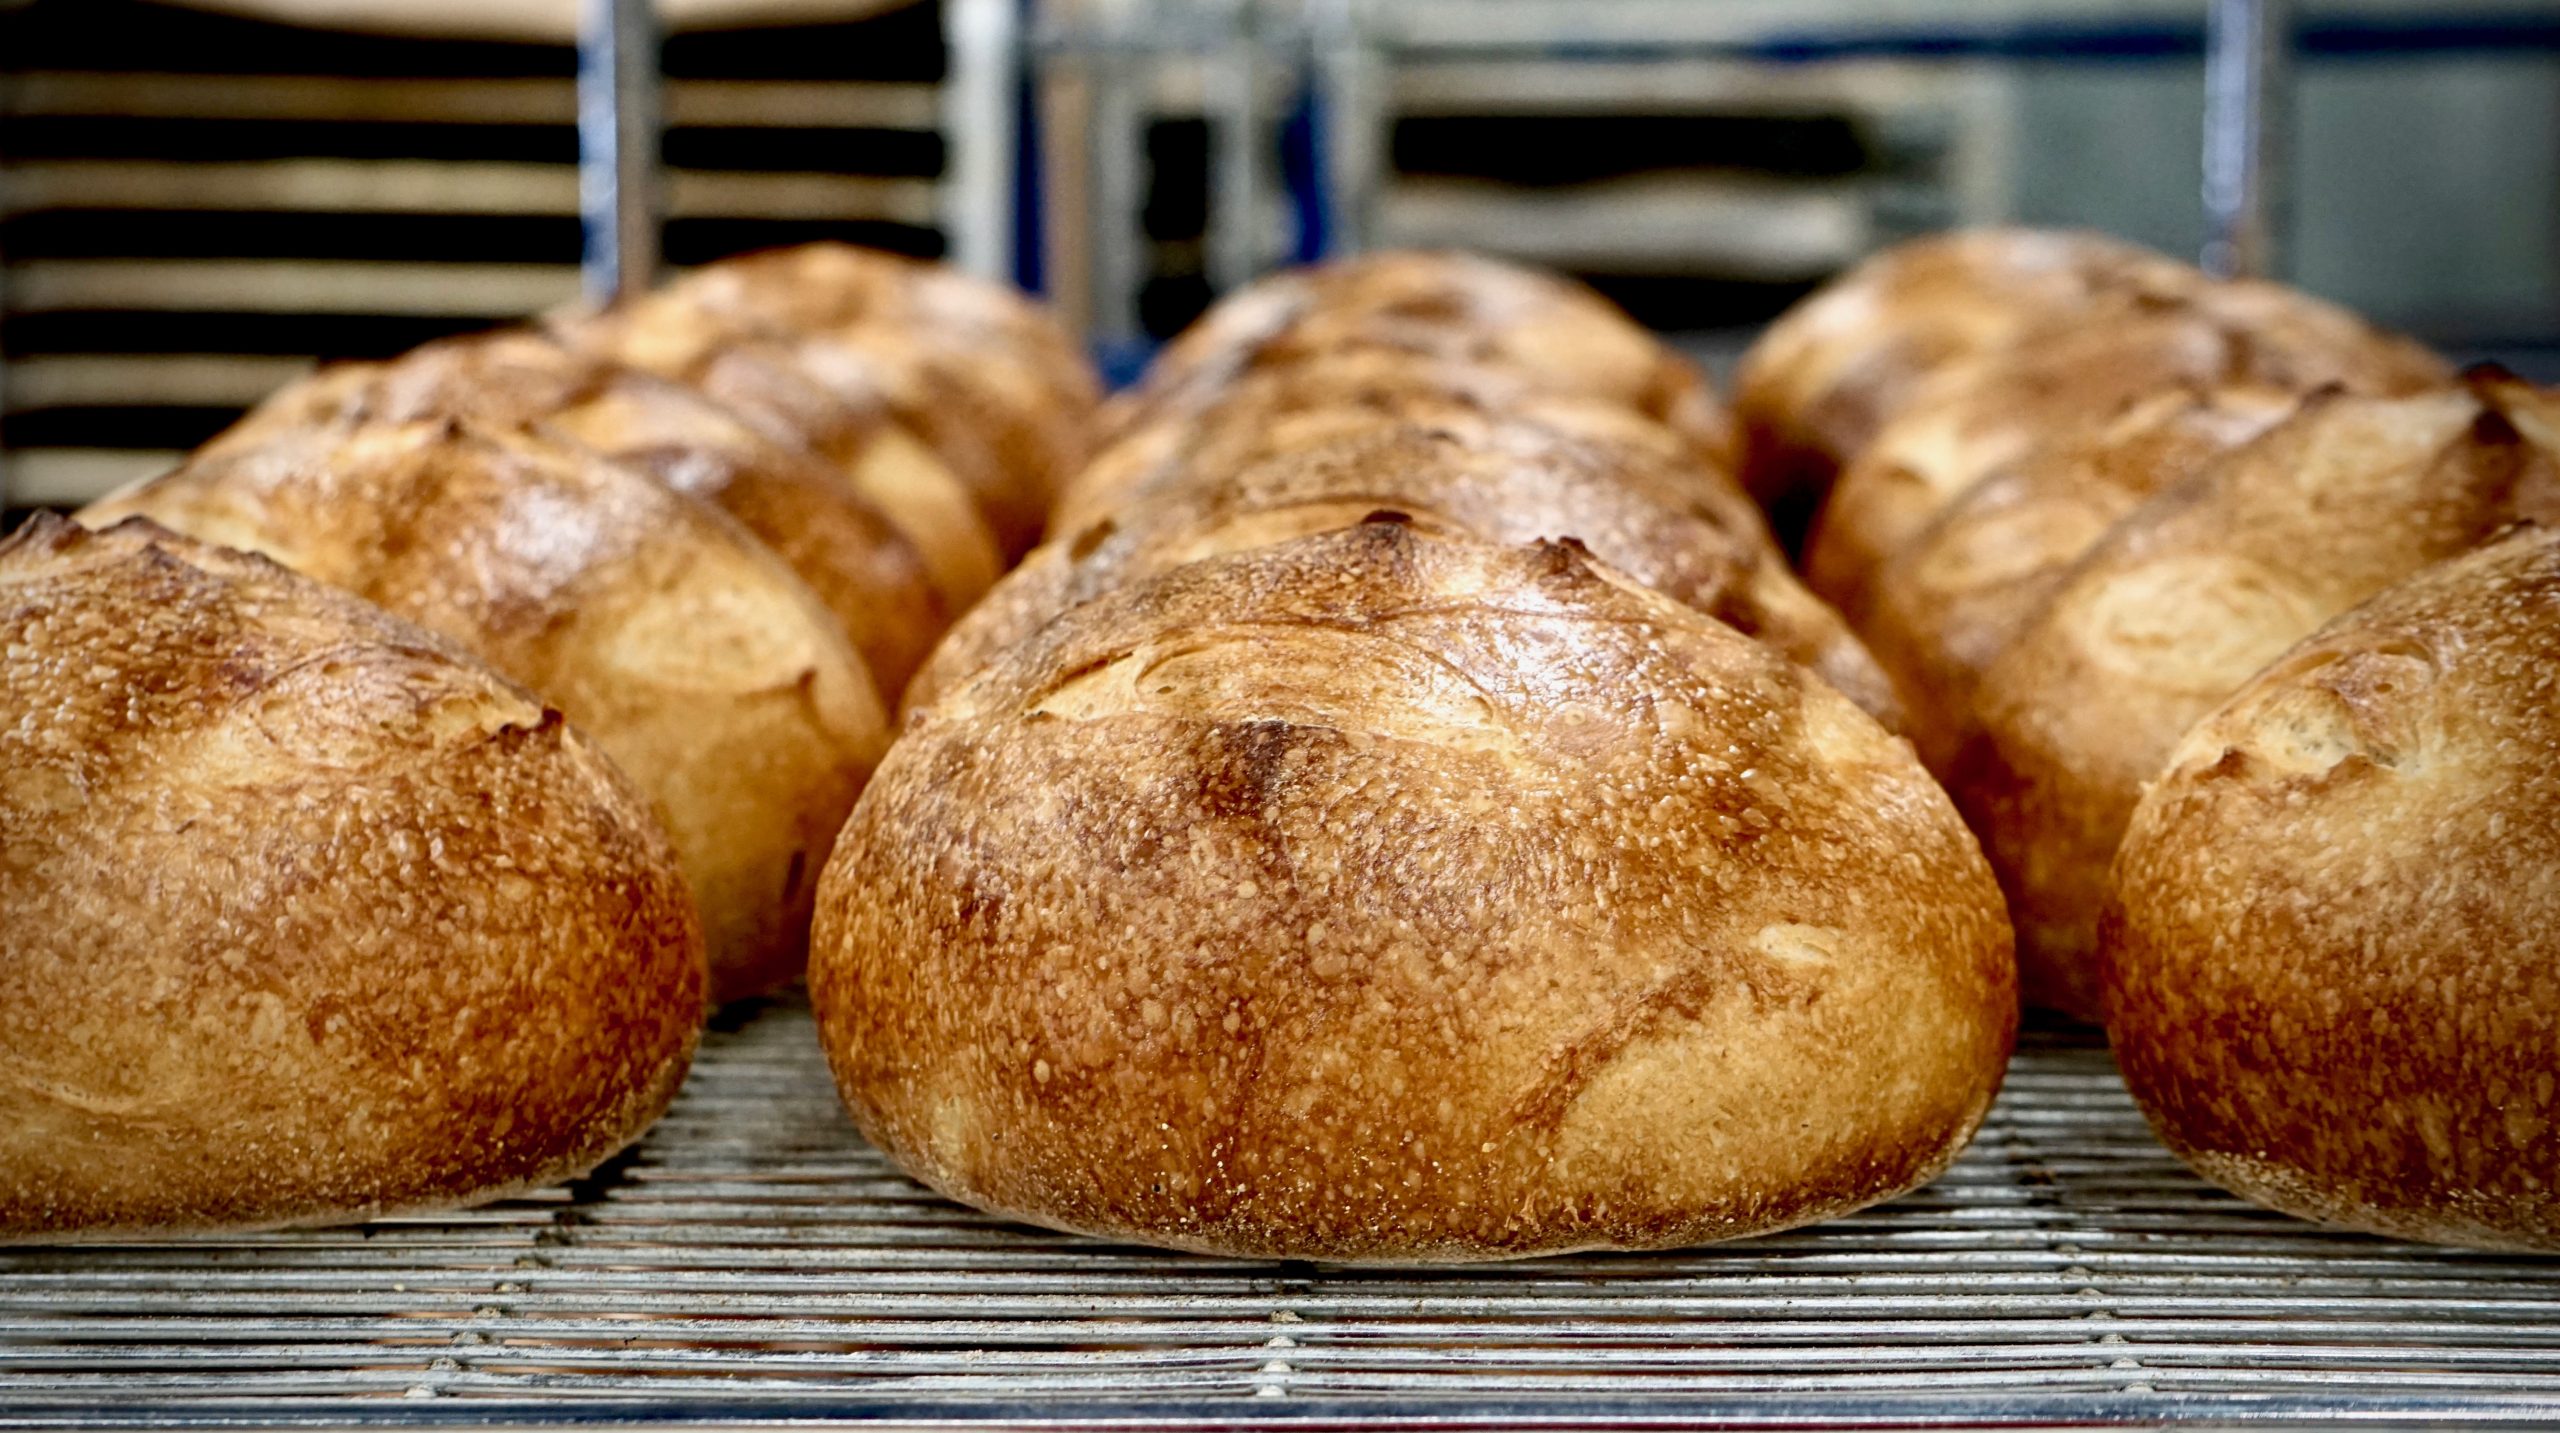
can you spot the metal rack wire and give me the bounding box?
[6,997,2560,1427]
[12,7,2555,1427]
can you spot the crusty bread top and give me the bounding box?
[83,419,881,741]
[1,515,705,1238]
[212,329,948,697]
[561,294,1029,571]
[668,241,1103,416]
[1107,249,1724,451]
[617,246,1103,549]
[1959,381,2560,1015]
[2099,522,2560,1249]
[1806,280,2453,623]
[816,520,2013,1260]
[555,303,1004,607]
[1733,227,2197,500]
[1055,350,1737,538]
[919,422,1896,725]
[1867,383,2301,769]
[2133,519,2560,847]
[79,417,890,1001]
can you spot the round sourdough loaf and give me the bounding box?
[912,423,1898,726]
[2101,524,2560,1250]
[558,300,1006,609]
[654,243,1101,516]
[1863,384,2299,771]
[1958,383,2560,1016]
[215,330,949,698]
[1104,249,1730,462]
[1803,279,2451,626]
[0,516,703,1239]
[82,419,887,1003]
[1731,227,2196,518]
[810,520,2014,1262]
[1051,350,1737,539]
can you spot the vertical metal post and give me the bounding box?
[1084,5,1150,347]
[2201,0,2291,280]
[944,0,1020,281]
[1310,0,1381,258]
[1206,0,1262,292]
[580,0,664,305]
[0,169,13,510]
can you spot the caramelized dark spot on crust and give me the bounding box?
[1,516,704,1240]
[811,526,2014,1263]
[2103,526,2560,1251]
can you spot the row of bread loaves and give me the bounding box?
[82,244,1101,1003]
[1735,227,2559,1250]
[3,246,1099,1239]
[809,250,2019,1263]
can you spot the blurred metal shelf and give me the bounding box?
[6,996,2559,1428]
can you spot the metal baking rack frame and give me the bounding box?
[7,1,2560,1427]
[1030,0,2302,353]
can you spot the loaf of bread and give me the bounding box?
[816,521,2013,1262]
[1863,384,2298,769]
[562,245,1100,559]
[1732,227,2196,523]
[1106,250,1731,462]
[656,242,1100,508]
[2101,523,2560,1249]
[215,330,949,698]
[1804,279,2452,625]
[1053,349,1735,539]
[914,422,1899,725]
[82,419,888,1003]
[1,516,704,1239]
[559,300,1007,609]
[1958,383,2560,1016]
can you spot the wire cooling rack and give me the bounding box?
[5,994,2558,1429]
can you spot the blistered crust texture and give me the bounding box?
[1803,277,2452,627]
[82,418,888,1002]
[1958,385,2560,1016]
[813,524,2015,1262]
[2101,525,2560,1250]
[1108,250,1731,463]
[217,330,949,699]
[918,422,1896,727]
[0,517,705,1239]
[1732,227,2201,518]
[567,242,1103,559]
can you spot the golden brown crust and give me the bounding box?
[916,423,1899,727]
[2100,524,2560,1250]
[1805,279,2452,628]
[219,330,949,699]
[1107,250,1731,460]
[574,244,1100,558]
[0,516,704,1239]
[1958,385,2560,1016]
[1732,227,2197,518]
[676,241,1103,460]
[813,521,2015,1262]
[1053,350,1738,539]
[1865,385,2298,771]
[557,302,1007,611]
[80,420,888,1003]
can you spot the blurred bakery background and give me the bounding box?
[5,0,2559,520]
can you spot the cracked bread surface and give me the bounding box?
[1,516,703,1239]
[2102,524,2560,1250]
[812,521,2013,1262]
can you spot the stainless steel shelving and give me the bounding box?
[6,997,2559,1428]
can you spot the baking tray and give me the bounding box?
[6,994,2558,1429]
